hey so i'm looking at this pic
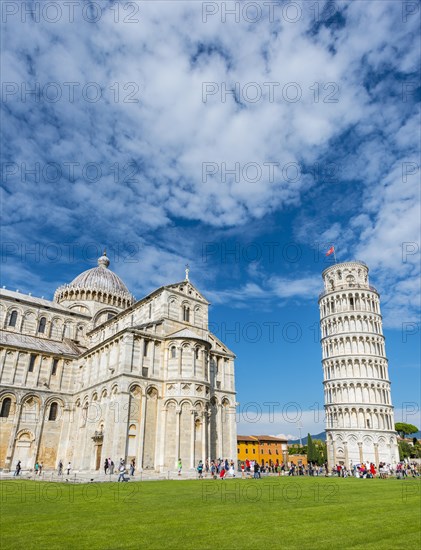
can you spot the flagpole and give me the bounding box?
[333,248,337,264]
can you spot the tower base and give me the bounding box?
[326,429,399,469]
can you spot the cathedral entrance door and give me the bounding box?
[95,445,102,470]
[13,431,35,470]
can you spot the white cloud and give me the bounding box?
[1,0,419,324]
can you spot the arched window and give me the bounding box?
[0,398,11,418]
[51,359,59,376]
[28,354,36,372]
[38,317,47,334]
[171,346,176,359]
[183,306,190,322]
[48,402,58,421]
[8,310,18,327]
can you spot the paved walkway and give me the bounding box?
[0,469,210,483]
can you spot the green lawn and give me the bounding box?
[1,477,420,549]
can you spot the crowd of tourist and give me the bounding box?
[10,457,420,480]
[331,461,420,478]
[194,459,420,479]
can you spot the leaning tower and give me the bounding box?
[319,260,399,468]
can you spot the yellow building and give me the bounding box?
[237,435,288,466]
[287,454,308,466]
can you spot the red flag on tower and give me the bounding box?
[326,246,335,256]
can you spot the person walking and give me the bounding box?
[58,460,63,476]
[197,460,204,479]
[39,462,43,476]
[118,463,128,482]
[67,462,71,475]
[34,462,39,476]
[14,460,21,476]
[130,459,135,476]
[177,458,182,476]
[104,458,109,475]
[109,460,115,474]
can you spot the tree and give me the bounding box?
[395,423,419,439]
[314,439,327,465]
[307,433,318,464]
[288,444,306,455]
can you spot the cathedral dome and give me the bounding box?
[54,251,134,309]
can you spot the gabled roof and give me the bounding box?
[88,279,210,334]
[167,327,209,342]
[164,280,210,305]
[208,332,236,358]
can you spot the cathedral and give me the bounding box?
[0,253,237,472]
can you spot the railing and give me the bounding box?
[319,284,378,300]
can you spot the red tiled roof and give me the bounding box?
[252,435,288,442]
[237,435,288,442]
[237,435,258,442]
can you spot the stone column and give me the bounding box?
[358,442,363,464]
[0,348,8,382]
[190,410,196,469]
[229,404,237,461]
[153,396,164,470]
[217,404,223,459]
[31,402,46,465]
[35,355,48,386]
[12,351,22,385]
[178,349,183,377]
[137,391,147,469]
[207,411,211,462]
[344,441,349,469]
[374,443,379,466]
[203,351,208,381]
[328,439,336,469]
[157,404,167,472]
[151,342,156,376]
[4,401,23,471]
[201,412,206,464]
[106,346,110,375]
[139,339,145,372]
[175,407,181,468]
[79,419,90,470]
[121,334,134,374]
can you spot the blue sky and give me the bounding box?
[1,1,420,438]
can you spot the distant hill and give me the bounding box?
[288,431,326,445]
